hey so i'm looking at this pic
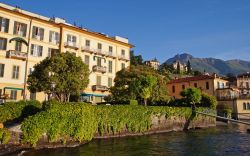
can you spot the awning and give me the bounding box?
[4,87,24,91]
[81,93,107,97]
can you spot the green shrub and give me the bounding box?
[21,101,207,146]
[217,104,232,118]
[129,100,138,106]
[200,93,217,109]
[0,128,11,144]
[0,100,42,123]
[180,88,202,105]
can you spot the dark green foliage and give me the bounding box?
[129,100,138,106]
[200,93,217,109]
[180,88,202,105]
[217,104,232,118]
[177,62,181,74]
[27,52,90,102]
[130,51,143,66]
[0,128,11,144]
[21,101,205,146]
[106,65,170,105]
[0,100,42,123]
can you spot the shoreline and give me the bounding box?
[0,115,216,156]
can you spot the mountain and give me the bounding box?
[164,53,250,76]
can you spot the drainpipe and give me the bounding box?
[23,18,33,100]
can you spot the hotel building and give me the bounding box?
[0,3,133,103]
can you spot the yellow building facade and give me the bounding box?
[166,74,229,99]
[0,3,133,103]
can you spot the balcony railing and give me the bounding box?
[217,94,250,100]
[93,65,107,73]
[118,55,130,61]
[92,85,109,92]
[64,42,79,50]
[7,50,27,60]
[81,46,116,58]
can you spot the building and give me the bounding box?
[236,72,250,95]
[216,88,250,119]
[0,3,133,103]
[144,58,160,70]
[166,74,228,99]
[172,60,187,72]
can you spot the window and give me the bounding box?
[30,92,36,100]
[0,38,7,50]
[108,78,112,87]
[97,57,102,66]
[206,82,209,90]
[182,85,185,90]
[10,90,17,100]
[121,49,125,56]
[0,17,9,33]
[96,76,101,85]
[108,61,112,73]
[12,65,20,79]
[97,43,102,50]
[0,89,2,97]
[0,64,4,77]
[15,41,22,52]
[48,48,59,57]
[29,68,34,75]
[67,34,77,43]
[13,21,27,37]
[32,26,44,40]
[243,103,247,110]
[85,40,90,47]
[217,82,220,89]
[85,55,90,66]
[246,82,249,88]
[172,86,175,93]
[121,63,125,69]
[247,103,250,110]
[49,31,59,44]
[109,46,113,54]
[31,44,43,57]
[194,83,198,88]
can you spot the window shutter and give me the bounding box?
[39,46,43,56]
[31,44,34,55]
[49,31,52,42]
[0,17,2,32]
[40,28,44,40]
[56,32,59,43]
[5,19,9,33]
[3,38,7,50]
[13,22,17,34]
[32,26,36,38]
[73,36,76,43]
[23,24,27,37]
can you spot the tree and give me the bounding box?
[27,52,90,102]
[106,65,170,105]
[177,61,181,74]
[133,75,157,106]
[180,88,202,105]
[130,51,143,66]
[187,60,192,74]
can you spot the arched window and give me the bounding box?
[247,103,250,110]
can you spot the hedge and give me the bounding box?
[0,128,11,144]
[0,100,42,123]
[21,101,209,146]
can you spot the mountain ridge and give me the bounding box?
[164,53,250,75]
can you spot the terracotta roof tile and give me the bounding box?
[168,75,214,84]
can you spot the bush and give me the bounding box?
[0,128,11,144]
[180,88,202,105]
[217,104,232,118]
[200,93,217,109]
[21,101,203,146]
[0,100,42,123]
[129,100,138,106]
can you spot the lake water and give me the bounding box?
[23,123,250,156]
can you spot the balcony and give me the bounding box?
[118,55,130,61]
[81,46,116,58]
[7,50,27,60]
[92,85,109,92]
[93,65,107,73]
[64,42,79,50]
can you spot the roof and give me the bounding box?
[168,75,215,84]
[0,3,134,48]
[237,72,250,78]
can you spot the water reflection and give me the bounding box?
[24,124,250,156]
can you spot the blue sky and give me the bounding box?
[1,0,250,62]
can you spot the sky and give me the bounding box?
[1,0,250,63]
